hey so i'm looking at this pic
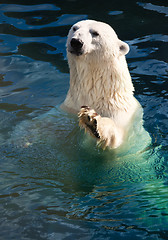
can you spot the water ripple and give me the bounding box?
[0,1,168,239]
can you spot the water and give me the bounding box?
[0,0,168,239]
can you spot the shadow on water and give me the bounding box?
[0,0,168,239]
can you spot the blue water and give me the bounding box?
[0,1,168,239]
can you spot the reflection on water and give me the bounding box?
[0,0,168,239]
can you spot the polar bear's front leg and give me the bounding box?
[78,106,124,149]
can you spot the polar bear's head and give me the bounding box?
[67,20,129,58]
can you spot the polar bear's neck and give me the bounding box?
[64,55,136,117]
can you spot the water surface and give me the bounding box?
[0,0,168,239]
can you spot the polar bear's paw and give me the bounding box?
[78,106,100,139]
[78,106,124,150]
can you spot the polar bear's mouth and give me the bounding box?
[69,49,83,56]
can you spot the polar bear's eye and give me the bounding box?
[90,30,99,37]
[73,26,78,32]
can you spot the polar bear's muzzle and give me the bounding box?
[69,38,84,56]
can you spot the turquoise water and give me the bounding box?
[0,1,168,239]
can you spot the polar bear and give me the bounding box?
[61,20,149,149]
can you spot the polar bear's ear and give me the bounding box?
[118,40,129,56]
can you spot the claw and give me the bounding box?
[78,106,100,139]
[81,105,90,109]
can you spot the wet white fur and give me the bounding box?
[62,20,144,148]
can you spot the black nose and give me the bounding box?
[70,38,83,51]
